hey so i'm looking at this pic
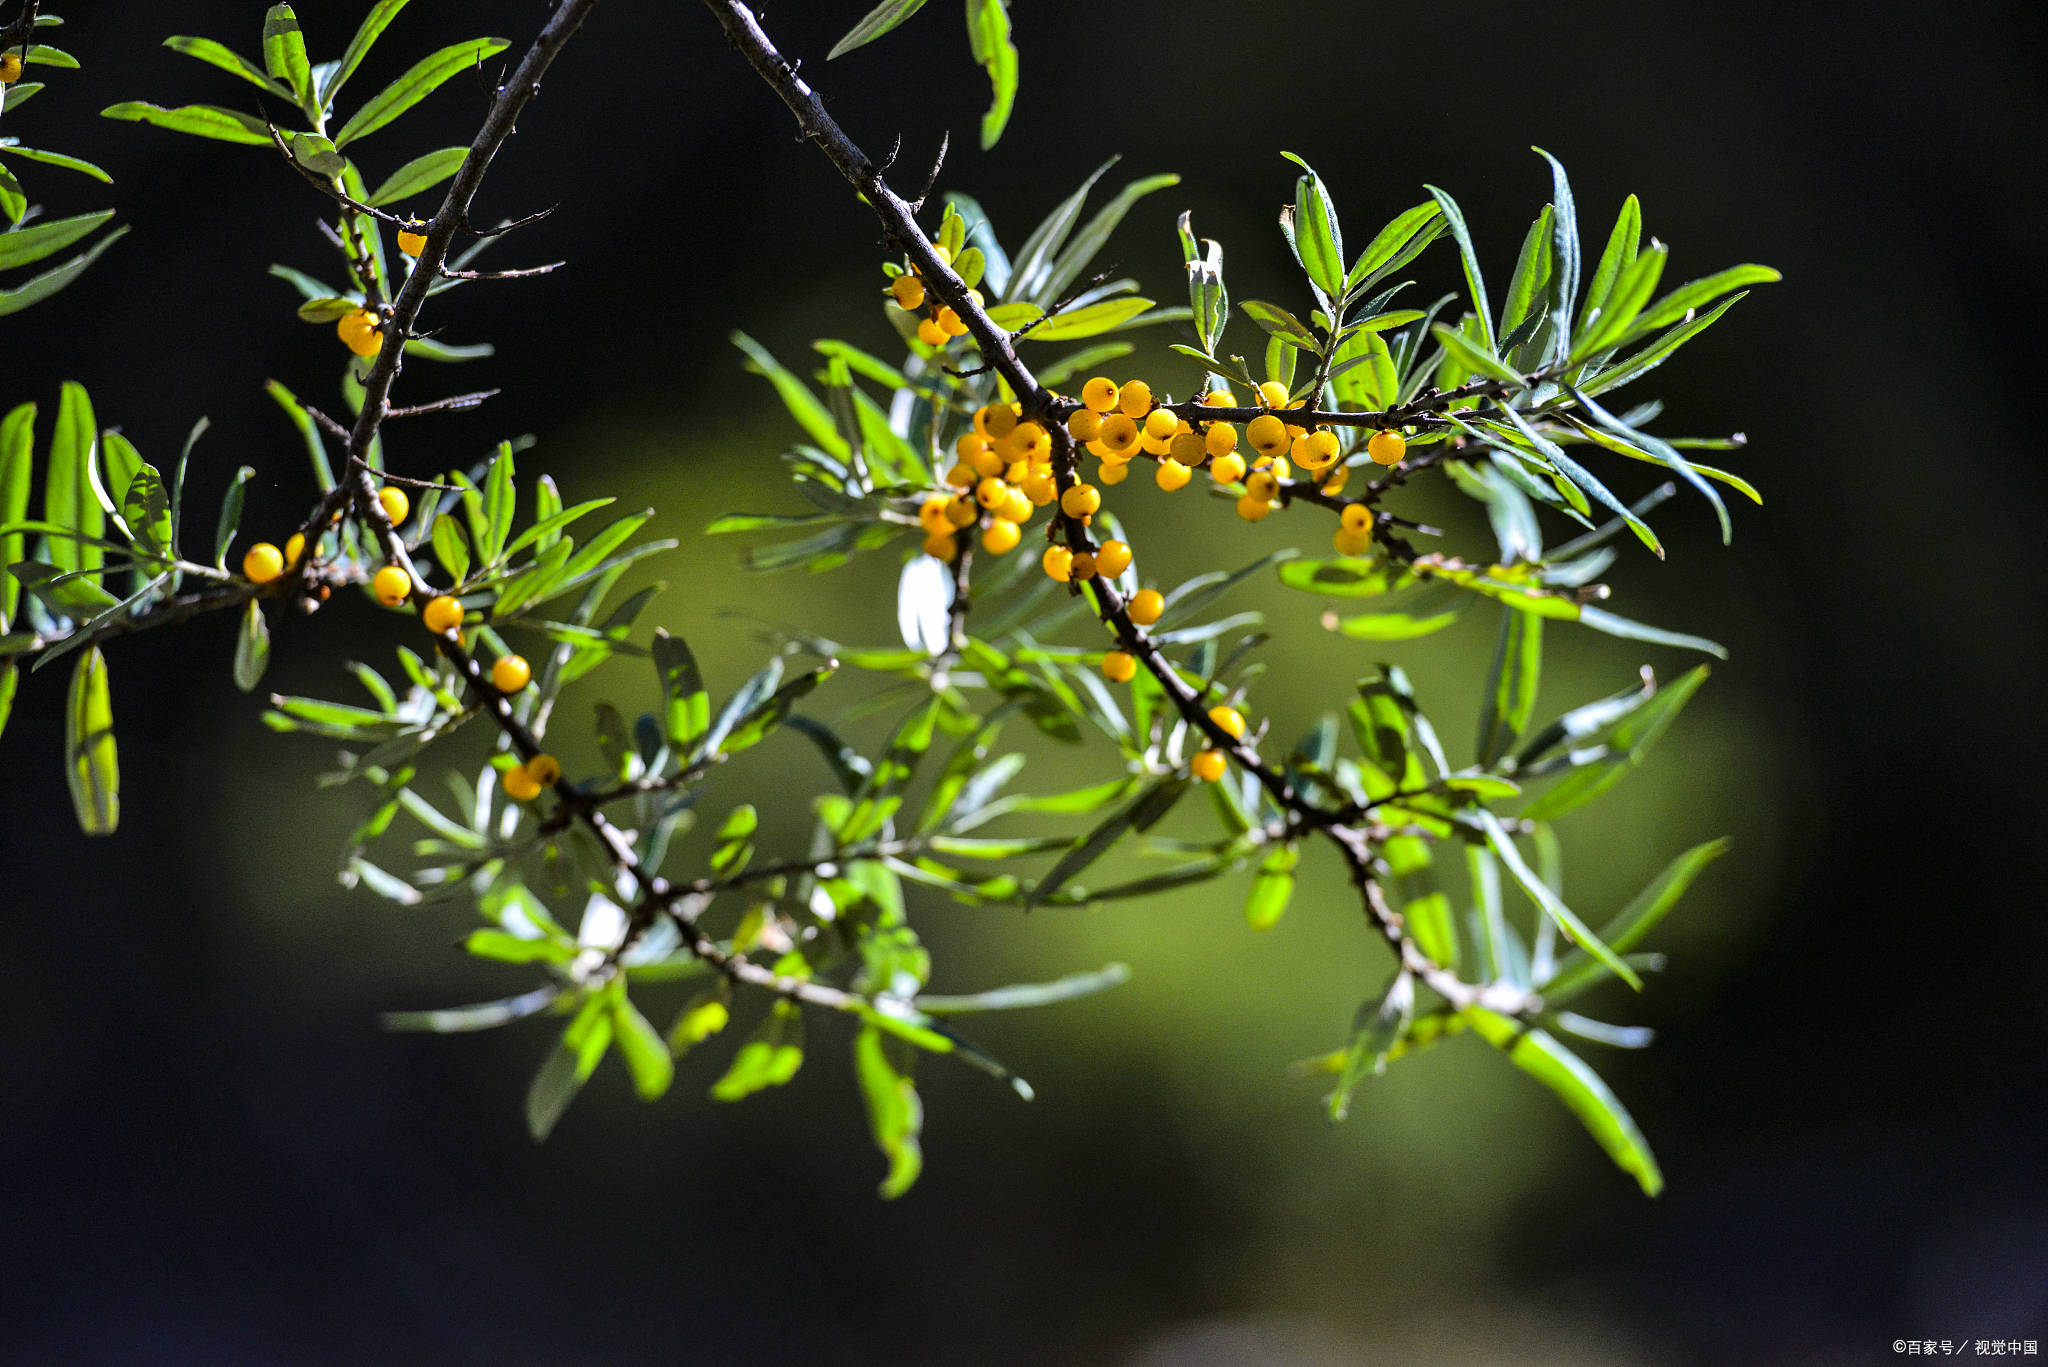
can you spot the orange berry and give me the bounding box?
[1202,389,1237,407]
[1245,469,1280,502]
[1322,464,1351,494]
[956,431,992,460]
[1368,429,1407,466]
[976,477,1010,510]
[1068,409,1103,442]
[1340,503,1372,532]
[337,308,383,358]
[1102,651,1137,683]
[998,486,1034,523]
[1191,749,1228,782]
[1209,453,1247,485]
[923,531,960,561]
[1142,409,1179,441]
[1246,414,1289,457]
[1333,526,1374,557]
[1205,422,1239,459]
[1069,551,1098,580]
[916,317,948,347]
[971,445,1006,478]
[371,564,412,606]
[1208,705,1246,739]
[944,495,979,528]
[421,595,464,634]
[981,519,1021,554]
[1094,539,1133,577]
[1020,472,1058,506]
[523,753,562,787]
[378,485,410,527]
[1043,545,1074,582]
[1060,484,1102,518]
[502,765,543,802]
[1082,377,1120,413]
[397,227,428,258]
[1128,588,1165,625]
[491,654,532,693]
[891,274,926,310]
[1099,460,1130,486]
[937,307,968,337]
[1116,379,1153,418]
[242,543,285,584]
[1236,494,1274,522]
[976,404,1018,440]
[1168,431,1207,466]
[1098,413,1140,455]
[1155,459,1192,491]
[1011,422,1050,461]
[1257,380,1292,409]
[1293,430,1341,470]
[0,53,23,84]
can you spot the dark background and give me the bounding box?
[3,2,2044,1363]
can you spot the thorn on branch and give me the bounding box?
[461,205,558,237]
[910,131,949,212]
[386,390,502,419]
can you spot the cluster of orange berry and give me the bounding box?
[0,51,24,84]
[241,485,549,796]
[888,245,981,347]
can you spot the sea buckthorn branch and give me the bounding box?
[706,0,1524,1021]
[341,0,600,469]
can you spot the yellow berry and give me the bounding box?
[0,53,23,84]
[421,594,464,634]
[956,431,991,461]
[397,227,428,258]
[337,308,383,358]
[931,244,953,268]
[998,486,1033,523]
[1257,380,1291,409]
[937,307,968,337]
[242,542,285,585]
[891,274,926,310]
[916,317,948,347]
[1168,431,1207,466]
[1236,494,1274,522]
[1209,453,1247,485]
[1020,471,1057,506]
[1128,588,1165,625]
[1246,414,1289,457]
[976,477,1010,510]
[1060,484,1101,518]
[944,495,979,528]
[378,485,410,527]
[1068,409,1103,442]
[945,461,978,489]
[981,519,1021,554]
[1203,389,1237,407]
[1070,551,1097,580]
[923,531,959,561]
[491,654,532,693]
[970,445,1006,478]
[1143,409,1179,442]
[372,564,412,606]
[501,765,543,802]
[1191,749,1228,782]
[1322,464,1351,494]
[1340,503,1372,532]
[1208,705,1247,739]
[1368,429,1407,466]
[1095,539,1133,577]
[1155,459,1192,491]
[524,753,563,787]
[1005,459,1032,483]
[1098,460,1130,485]
[1011,422,1050,461]
[1138,427,1176,457]
[1205,422,1239,459]
[1082,377,1119,413]
[1116,379,1153,418]
[976,404,1018,440]
[1102,650,1137,683]
[1043,545,1074,582]
[1245,469,1280,502]
[1096,413,1139,456]
[1294,430,1341,470]
[1333,526,1375,557]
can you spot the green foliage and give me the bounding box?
[1,8,121,312]
[0,0,1773,1200]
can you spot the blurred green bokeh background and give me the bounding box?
[4,2,2044,1363]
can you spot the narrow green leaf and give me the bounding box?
[1473,808,1638,990]
[163,35,288,96]
[1544,837,1729,1000]
[0,401,32,629]
[1027,776,1187,908]
[1281,153,1343,301]
[1432,323,1520,385]
[854,1023,924,1198]
[652,629,709,750]
[1522,665,1710,821]
[1477,608,1541,767]
[100,102,274,145]
[323,0,411,106]
[1326,972,1414,1122]
[264,380,332,490]
[1578,195,1640,335]
[1581,293,1747,397]
[0,144,115,184]
[710,1001,804,1101]
[611,993,675,1101]
[46,382,98,579]
[0,210,115,272]
[365,146,467,206]
[1018,296,1154,342]
[1038,172,1180,306]
[334,38,510,147]
[0,226,128,318]
[1425,185,1495,354]
[964,0,1017,150]
[261,5,313,108]
[1464,1009,1663,1195]
[212,466,255,571]
[65,645,118,834]
[233,599,270,692]
[1245,841,1298,931]
[828,0,931,58]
